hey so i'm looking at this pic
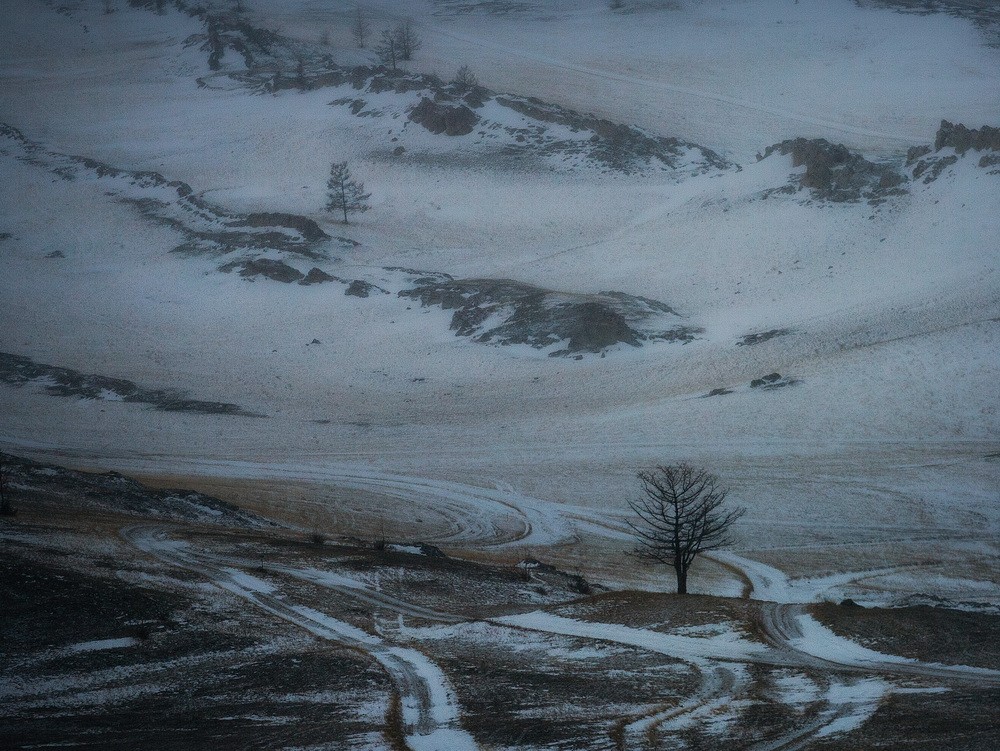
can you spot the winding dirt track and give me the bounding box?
[121,518,999,751]
[121,525,477,751]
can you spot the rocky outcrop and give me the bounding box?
[0,352,260,416]
[399,278,697,357]
[299,267,339,285]
[907,121,1000,182]
[934,121,1000,155]
[345,279,387,298]
[760,138,905,203]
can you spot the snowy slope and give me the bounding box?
[1,0,998,599]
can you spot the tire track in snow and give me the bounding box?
[122,525,478,751]
[200,550,467,624]
[758,601,1000,685]
[111,458,560,546]
[423,26,922,149]
[706,552,1000,750]
[716,551,1000,684]
[616,665,741,751]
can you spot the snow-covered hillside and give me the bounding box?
[1,0,998,606]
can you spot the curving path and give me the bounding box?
[122,525,478,751]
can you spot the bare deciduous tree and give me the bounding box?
[352,7,371,48]
[628,463,745,594]
[325,162,371,224]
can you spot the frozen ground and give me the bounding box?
[2,467,998,749]
[1,0,998,618]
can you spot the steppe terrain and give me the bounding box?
[1,0,998,748]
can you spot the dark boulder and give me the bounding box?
[408,97,479,136]
[227,258,304,283]
[299,267,339,285]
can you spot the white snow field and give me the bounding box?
[1,0,999,602]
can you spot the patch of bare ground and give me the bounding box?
[809,602,1000,669]
[667,663,821,751]
[811,688,1000,750]
[6,456,1000,749]
[190,526,594,621]
[0,541,390,750]
[417,621,695,750]
[556,590,768,643]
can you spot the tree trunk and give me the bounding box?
[675,562,688,595]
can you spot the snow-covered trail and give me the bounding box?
[122,521,998,751]
[122,525,478,751]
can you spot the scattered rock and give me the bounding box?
[737,328,793,346]
[750,372,797,389]
[911,154,957,183]
[345,279,386,298]
[0,124,329,260]
[223,258,305,283]
[44,249,65,258]
[0,351,262,417]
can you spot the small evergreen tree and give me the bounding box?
[295,57,306,90]
[326,162,371,224]
[452,65,479,90]
[352,7,372,48]
[394,19,421,61]
[0,454,15,517]
[206,19,224,71]
[374,28,398,70]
